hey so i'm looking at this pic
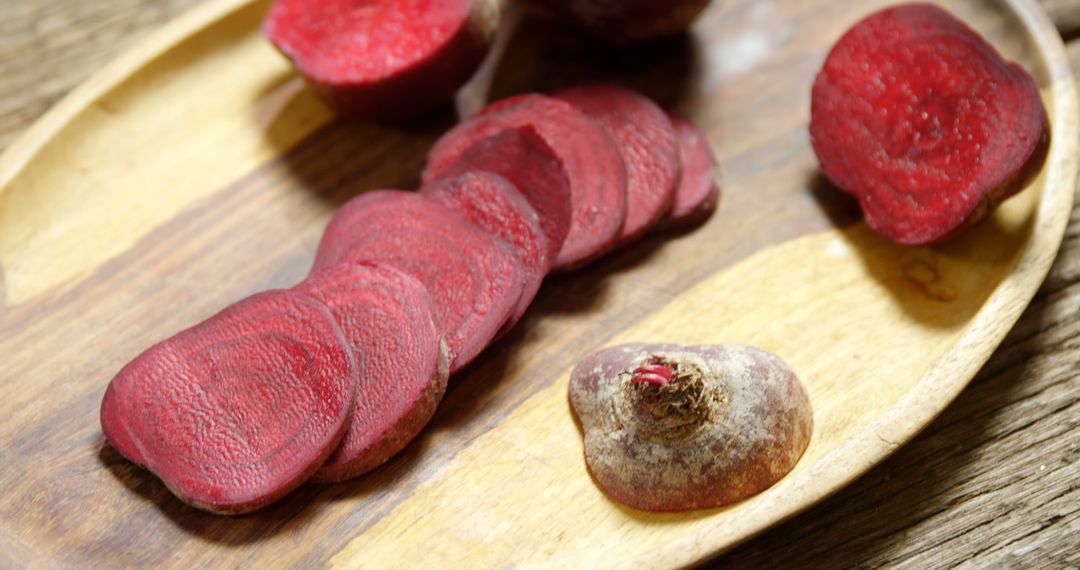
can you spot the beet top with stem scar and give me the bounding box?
[569,343,813,512]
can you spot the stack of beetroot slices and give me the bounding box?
[100,83,719,514]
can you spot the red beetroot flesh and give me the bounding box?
[100,290,357,514]
[810,4,1049,245]
[555,84,681,245]
[421,171,549,330]
[263,0,499,120]
[296,261,450,482]
[313,190,524,372]
[660,113,720,229]
[423,94,627,269]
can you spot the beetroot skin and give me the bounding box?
[810,4,1049,245]
[556,84,681,245]
[296,261,450,482]
[100,290,357,514]
[541,0,713,44]
[570,343,812,512]
[424,94,627,269]
[421,171,549,331]
[313,190,524,372]
[660,113,720,229]
[263,0,500,120]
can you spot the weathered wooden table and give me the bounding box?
[1,0,1076,566]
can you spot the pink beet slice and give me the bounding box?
[313,190,524,372]
[810,4,1049,245]
[659,113,720,229]
[263,0,499,120]
[100,290,357,514]
[423,94,627,269]
[421,171,549,330]
[555,84,681,245]
[296,261,450,482]
[570,343,812,512]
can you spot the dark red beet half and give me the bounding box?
[295,261,450,482]
[100,290,357,514]
[313,190,524,372]
[555,84,682,245]
[809,4,1050,245]
[421,171,548,330]
[660,113,720,229]
[263,0,499,120]
[423,94,627,269]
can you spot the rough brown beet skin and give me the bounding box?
[421,170,549,331]
[540,0,713,44]
[556,84,682,245]
[569,343,813,512]
[423,94,626,269]
[660,113,720,229]
[263,0,500,120]
[100,289,358,514]
[313,190,524,373]
[810,3,1049,245]
[296,261,450,482]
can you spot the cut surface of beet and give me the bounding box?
[313,190,524,372]
[296,261,449,482]
[555,84,681,245]
[421,171,548,329]
[263,0,499,120]
[810,4,1049,245]
[423,94,626,269]
[100,290,357,514]
[660,113,720,229]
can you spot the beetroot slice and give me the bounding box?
[659,113,720,229]
[809,4,1050,245]
[263,0,499,120]
[295,261,450,482]
[100,290,357,514]
[420,171,549,330]
[313,190,524,372]
[423,94,627,269]
[555,84,681,245]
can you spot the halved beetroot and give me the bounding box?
[421,171,548,330]
[423,94,627,269]
[263,0,500,120]
[659,113,719,229]
[313,190,524,372]
[555,84,681,245]
[810,4,1050,245]
[100,290,357,514]
[296,261,450,482]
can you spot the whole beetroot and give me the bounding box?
[538,0,713,44]
[569,343,812,512]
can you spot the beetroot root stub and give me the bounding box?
[423,94,626,270]
[555,84,681,246]
[100,289,357,514]
[810,4,1050,245]
[659,113,720,229]
[296,261,450,482]
[313,190,524,373]
[263,0,500,121]
[569,343,813,512]
[421,171,549,331]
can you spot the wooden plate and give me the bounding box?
[0,0,1076,567]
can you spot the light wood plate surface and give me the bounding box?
[0,0,1076,567]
